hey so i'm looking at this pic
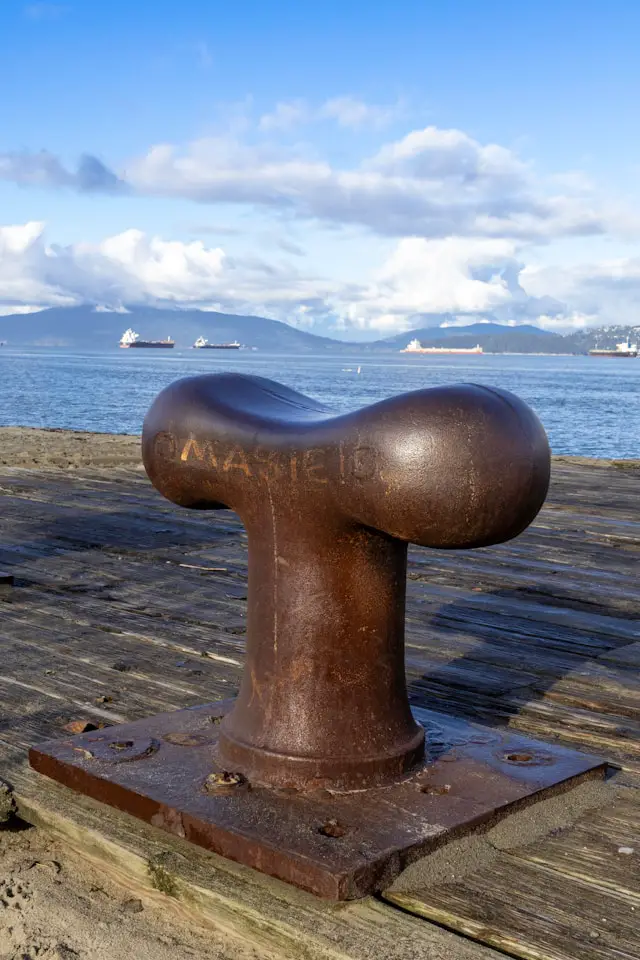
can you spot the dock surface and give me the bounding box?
[0,448,638,960]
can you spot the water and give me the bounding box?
[1,348,639,458]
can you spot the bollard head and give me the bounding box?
[142,373,550,548]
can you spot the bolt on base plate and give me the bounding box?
[29,700,607,900]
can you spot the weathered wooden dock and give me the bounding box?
[0,457,638,959]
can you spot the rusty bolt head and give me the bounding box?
[319,819,347,838]
[204,771,248,795]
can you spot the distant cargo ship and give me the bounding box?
[401,338,483,355]
[120,328,174,349]
[589,338,638,358]
[193,335,241,350]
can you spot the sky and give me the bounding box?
[2,0,640,339]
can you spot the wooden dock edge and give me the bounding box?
[7,764,497,960]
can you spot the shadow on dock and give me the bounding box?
[408,583,636,745]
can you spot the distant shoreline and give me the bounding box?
[2,344,638,358]
[1,426,638,471]
[0,344,629,356]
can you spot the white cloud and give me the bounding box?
[0,304,46,316]
[0,221,78,308]
[0,150,123,192]
[2,110,632,246]
[6,95,639,335]
[259,100,309,131]
[258,96,401,132]
[368,126,527,186]
[522,257,640,327]
[2,221,638,336]
[123,125,624,242]
[533,311,600,332]
[0,222,342,322]
[336,237,518,332]
[319,96,400,128]
[2,223,525,330]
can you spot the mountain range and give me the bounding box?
[0,306,637,354]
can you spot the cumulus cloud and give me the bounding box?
[3,221,637,335]
[336,237,519,332]
[522,257,640,327]
[0,304,47,316]
[1,114,629,243]
[0,151,124,192]
[368,127,526,186]
[531,311,600,332]
[259,100,309,132]
[0,222,341,321]
[318,96,400,128]
[258,96,401,132]
[0,222,76,309]
[185,222,243,236]
[122,127,621,242]
[269,237,305,256]
[0,221,554,333]
[5,94,637,332]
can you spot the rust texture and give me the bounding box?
[141,374,551,791]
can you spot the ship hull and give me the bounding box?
[401,349,483,355]
[123,342,175,349]
[194,344,241,350]
[588,350,638,358]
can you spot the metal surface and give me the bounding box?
[29,701,607,900]
[141,374,551,791]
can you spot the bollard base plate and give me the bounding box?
[29,700,607,900]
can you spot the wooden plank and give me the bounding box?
[394,454,639,960]
[385,795,639,960]
[514,796,639,901]
[0,608,241,693]
[0,454,638,959]
[409,681,640,773]
[4,764,499,960]
[387,857,638,960]
[409,588,639,646]
[0,566,12,598]
[541,661,640,719]
[599,642,640,668]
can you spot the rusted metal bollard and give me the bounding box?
[144,375,550,790]
[31,375,607,898]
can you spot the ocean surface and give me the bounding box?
[1,347,639,459]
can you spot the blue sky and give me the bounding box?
[1,0,640,337]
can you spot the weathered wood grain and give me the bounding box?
[0,457,638,959]
[385,796,639,960]
[5,763,502,960]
